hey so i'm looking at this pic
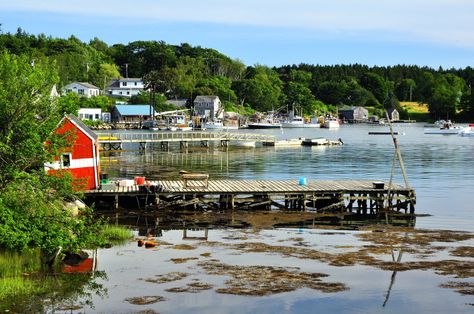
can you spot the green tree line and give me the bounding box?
[1,27,473,120]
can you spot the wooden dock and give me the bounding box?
[86,179,416,215]
[97,131,276,151]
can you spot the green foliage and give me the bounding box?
[100,225,132,243]
[2,28,474,121]
[0,52,61,185]
[232,65,283,111]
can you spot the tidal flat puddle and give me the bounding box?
[53,227,474,314]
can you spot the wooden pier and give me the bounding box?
[86,179,416,215]
[97,131,276,151]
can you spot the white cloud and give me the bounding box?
[2,0,474,48]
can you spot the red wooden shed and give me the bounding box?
[45,114,100,190]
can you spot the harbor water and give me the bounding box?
[8,123,474,313]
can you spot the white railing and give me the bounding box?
[96,131,275,142]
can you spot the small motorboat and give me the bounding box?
[232,141,256,147]
[424,121,463,135]
[263,138,305,147]
[459,124,474,137]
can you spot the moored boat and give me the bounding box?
[247,121,282,129]
[322,117,340,128]
[459,124,474,137]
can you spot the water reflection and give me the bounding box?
[100,124,474,230]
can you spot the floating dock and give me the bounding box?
[86,179,416,215]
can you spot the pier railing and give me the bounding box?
[96,131,276,143]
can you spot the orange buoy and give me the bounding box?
[145,241,156,248]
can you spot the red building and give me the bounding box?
[45,114,100,190]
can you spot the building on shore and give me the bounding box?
[44,114,100,191]
[387,108,400,121]
[193,96,223,121]
[338,106,369,123]
[62,82,100,98]
[107,78,144,98]
[111,104,156,123]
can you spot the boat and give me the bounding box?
[459,124,474,137]
[203,120,224,129]
[302,138,343,146]
[424,121,464,134]
[232,141,256,147]
[322,117,340,128]
[263,138,305,146]
[247,121,281,129]
[281,110,320,128]
[248,111,281,129]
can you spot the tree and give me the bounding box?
[232,65,283,111]
[359,72,388,104]
[0,51,104,255]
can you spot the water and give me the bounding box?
[101,123,474,231]
[6,124,473,313]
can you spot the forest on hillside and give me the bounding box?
[1,27,474,120]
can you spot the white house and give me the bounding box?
[78,108,102,121]
[193,96,223,121]
[62,82,100,98]
[107,78,145,98]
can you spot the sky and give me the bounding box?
[1,0,474,68]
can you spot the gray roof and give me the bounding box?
[65,82,100,90]
[107,78,143,89]
[194,95,219,103]
[65,114,98,140]
[166,99,188,107]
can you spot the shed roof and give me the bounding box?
[114,104,155,116]
[65,82,100,90]
[194,95,219,103]
[65,114,98,141]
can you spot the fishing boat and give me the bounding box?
[203,120,224,129]
[247,121,282,129]
[281,109,320,128]
[322,117,340,128]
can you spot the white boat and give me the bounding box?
[232,141,256,147]
[322,118,340,129]
[281,116,320,128]
[176,126,193,132]
[203,120,224,129]
[263,138,305,146]
[459,124,474,137]
[424,121,464,134]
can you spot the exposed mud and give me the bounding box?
[165,281,213,293]
[197,260,347,296]
[450,246,474,258]
[142,272,188,284]
[171,244,196,250]
[440,281,474,295]
[125,296,166,305]
[170,257,199,264]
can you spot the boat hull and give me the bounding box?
[281,123,320,128]
[247,123,281,129]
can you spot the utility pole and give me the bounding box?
[125,63,129,78]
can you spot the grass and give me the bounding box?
[100,224,133,243]
[400,101,431,121]
[0,249,41,277]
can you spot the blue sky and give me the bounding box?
[1,0,473,68]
